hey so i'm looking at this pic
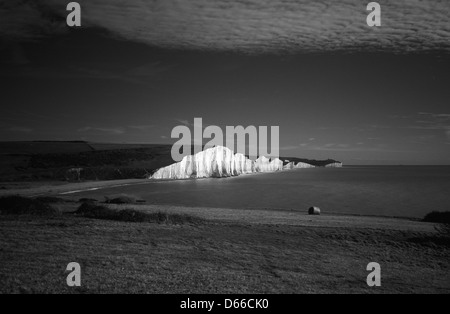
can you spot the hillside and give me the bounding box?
[0,142,173,182]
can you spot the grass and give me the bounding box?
[0,196,448,293]
[76,202,203,224]
[104,194,143,205]
[0,211,449,294]
[34,196,66,204]
[78,198,98,203]
[0,196,60,216]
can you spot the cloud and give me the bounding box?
[1,61,175,84]
[78,126,125,134]
[2,0,449,53]
[128,125,156,131]
[406,112,450,130]
[418,112,450,119]
[174,119,206,130]
[78,125,157,135]
[305,143,416,153]
[70,62,176,83]
[175,119,190,127]
[0,0,66,42]
[388,113,450,142]
[8,126,33,133]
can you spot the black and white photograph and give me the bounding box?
[0,0,449,299]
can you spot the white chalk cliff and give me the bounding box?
[283,162,296,170]
[152,146,255,179]
[151,146,321,180]
[255,156,284,172]
[295,162,315,169]
[283,161,315,170]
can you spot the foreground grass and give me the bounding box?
[76,202,204,225]
[0,209,449,293]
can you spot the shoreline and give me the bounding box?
[0,169,305,197]
[0,176,437,221]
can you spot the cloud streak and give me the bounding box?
[78,126,125,134]
[128,125,156,131]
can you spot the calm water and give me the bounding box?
[78,166,450,218]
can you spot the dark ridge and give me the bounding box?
[280,157,341,167]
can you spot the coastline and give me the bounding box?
[0,169,291,198]
[0,167,444,220]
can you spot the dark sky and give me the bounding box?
[1,0,449,165]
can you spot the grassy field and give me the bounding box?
[0,198,449,294]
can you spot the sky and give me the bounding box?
[0,0,449,165]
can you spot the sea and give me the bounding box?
[75,166,450,218]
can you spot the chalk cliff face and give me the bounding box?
[255,156,283,172]
[151,146,319,180]
[283,162,296,170]
[283,161,315,170]
[233,153,255,175]
[295,162,315,169]
[152,146,256,179]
